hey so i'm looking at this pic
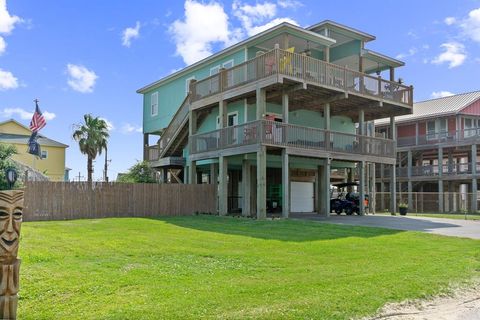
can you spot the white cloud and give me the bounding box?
[431,42,466,68]
[444,17,456,25]
[460,8,480,42]
[169,0,232,65]
[0,68,18,90]
[121,21,140,47]
[0,36,5,55]
[395,47,418,60]
[0,0,22,34]
[246,17,298,36]
[66,64,98,93]
[277,0,303,9]
[121,123,142,134]
[431,91,455,99]
[0,107,56,121]
[100,117,115,131]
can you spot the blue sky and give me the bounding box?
[1,0,480,180]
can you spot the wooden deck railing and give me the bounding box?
[147,145,160,161]
[397,128,480,148]
[190,120,395,158]
[377,162,480,178]
[191,48,413,106]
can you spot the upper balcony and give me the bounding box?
[189,120,395,164]
[397,128,480,150]
[189,48,413,120]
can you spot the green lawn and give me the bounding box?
[19,216,480,319]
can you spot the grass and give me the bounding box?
[19,216,480,319]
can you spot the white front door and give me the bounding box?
[290,182,314,212]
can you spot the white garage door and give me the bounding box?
[290,182,314,212]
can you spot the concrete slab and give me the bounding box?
[291,213,480,240]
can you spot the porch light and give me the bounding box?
[5,168,17,189]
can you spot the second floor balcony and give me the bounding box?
[190,120,395,162]
[397,128,480,149]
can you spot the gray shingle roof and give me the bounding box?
[375,90,480,126]
[0,133,68,148]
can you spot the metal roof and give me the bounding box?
[0,133,69,148]
[307,20,376,42]
[375,90,480,126]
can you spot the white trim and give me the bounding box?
[216,111,239,129]
[210,65,221,75]
[228,111,239,126]
[41,150,48,159]
[222,59,234,68]
[150,92,158,117]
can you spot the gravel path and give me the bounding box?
[363,283,480,320]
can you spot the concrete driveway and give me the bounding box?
[291,213,480,240]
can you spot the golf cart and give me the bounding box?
[330,182,369,215]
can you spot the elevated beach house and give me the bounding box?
[138,20,413,218]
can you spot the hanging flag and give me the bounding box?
[27,131,41,157]
[27,99,46,159]
[29,100,46,132]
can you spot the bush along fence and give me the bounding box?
[23,181,217,221]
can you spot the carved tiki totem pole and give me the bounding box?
[0,190,23,320]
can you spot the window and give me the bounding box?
[185,76,195,96]
[216,112,238,129]
[426,119,447,140]
[210,65,220,76]
[464,118,478,138]
[41,150,48,159]
[150,92,158,116]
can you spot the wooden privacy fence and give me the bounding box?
[23,181,217,221]
[375,192,476,213]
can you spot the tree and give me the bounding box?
[73,114,109,182]
[0,143,19,190]
[117,161,156,183]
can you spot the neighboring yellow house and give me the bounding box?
[0,119,68,181]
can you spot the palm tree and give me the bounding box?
[73,114,110,182]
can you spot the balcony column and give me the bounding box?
[318,158,331,216]
[369,163,376,214]
[257,146,267,219]
[143,133,149,161]
[472,144,477,213]
[256,87,266,120]
[282,91,289,123]
[282,149,289,218]
[324,103,330,130]
[210,163,218,184]
[390,116,397,214]
[407,150,413,209]
[219,156,228,216]
[389,67,395,82]
[188,109,198,184]
[358,160,365,215]
[438,147,444,212]
[242,159,251,217]
[380,163,385,211]
[219,100,227,128]
[324,47,330,63]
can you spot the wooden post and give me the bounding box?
[359,160,365,215]
[282,149,289,218]
[438,147,444,213]
[143,133,149,161]
[472,144,477,213]
[0,190,24,319]
[219,156,228,215]
[390,116,397,214]
[256,87,266,120]
[389,67,395,82]
[407,150,413,209]
[324,46,330,63]
[242,159,251,217]
[256,146,267,219]
[188,161,197,184]
[324,103,330,131]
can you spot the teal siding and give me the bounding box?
[330,40,361,62]
[143,50,246,134]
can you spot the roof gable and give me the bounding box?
[0,119,32,135]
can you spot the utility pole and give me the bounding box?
[103,146,110,182]
[76,172,84,182]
